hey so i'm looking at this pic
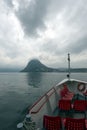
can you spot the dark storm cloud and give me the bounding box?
[15,0,50,37]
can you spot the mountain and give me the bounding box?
[21,59,59,72]
[21,59,87,72]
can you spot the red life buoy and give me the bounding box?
[77,83,86,92]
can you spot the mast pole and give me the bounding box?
[68,53,70,79]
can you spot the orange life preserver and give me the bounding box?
[77,83,86,92]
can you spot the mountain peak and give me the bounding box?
[27,59,42,66]
[21,59,51,72]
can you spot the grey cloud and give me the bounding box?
[40,39,63,56]
[65,1,87,27]
[15,0,50,37]
[4,0,13,8]
[47,0,77,19]
[5,0,87,38]
[15,0,70,37]
[49,0,87,34]
[66,36,87,54]
[3,0,87,62]
[49,0,70,12]
[0,37,20,59]
[40,34,87,57]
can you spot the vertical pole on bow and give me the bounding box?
[67,53,70,79]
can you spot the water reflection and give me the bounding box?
[27,72,42,88]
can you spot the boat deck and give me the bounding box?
[27,79,87,130]
[42,84,87,130]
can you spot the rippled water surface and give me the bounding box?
[0,72,87,130]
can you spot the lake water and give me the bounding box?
[0,72,87,130]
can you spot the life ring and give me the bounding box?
[77,83,86,92]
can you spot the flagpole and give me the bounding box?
[68,53,70,79]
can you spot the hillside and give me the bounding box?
[21,59,87,72]
[21,59,59,72]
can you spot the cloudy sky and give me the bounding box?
[0,0,87,69]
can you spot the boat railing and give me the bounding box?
[29,87,59,114]
[29,86,60,128]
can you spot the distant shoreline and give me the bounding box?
[0,69,87,73]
